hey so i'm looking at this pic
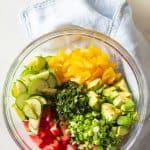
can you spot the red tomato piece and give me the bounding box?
[49,121,56,128]
[23,121,29,132]
[66,144,78,150]
[30,135,42,146]
[43,144,55,150]
[92,146,99,150]
[61,135,71,145]
[50,124,61,136]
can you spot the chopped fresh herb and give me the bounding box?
[56,81,91,120]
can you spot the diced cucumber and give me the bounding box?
[12,104,26,121]
[29,118,40,134]
[26,99,42,117]
[30,96,47,105]
[16,93,30,110]
[40,88,57,96]
[23,104,37,119]
[49,68,61,86]
[29,70,49,81]
[47,73,57,88]
[20,75,32,86]
[12,80,27,98]
[45,56,52,63]
[28,79,49,95]
[25,56,46,72]
[21,69,37,78]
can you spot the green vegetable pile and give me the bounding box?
[55,78,138,149]
[55,81,91,120]
[11,55,139,150]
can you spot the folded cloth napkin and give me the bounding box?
[21,0,138,55]
[20,0,150,149]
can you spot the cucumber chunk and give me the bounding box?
[16,93,30,110]
[20,75,32,86]
[21,69,37,78]
[30,96,47,105]
[12,104,26,121]
[25,56,46,72]
[48,68,61,86]
[26,99,42,117]
[28,79,49,95]
[23,104,37,119]
[45,56,52,63]
[12,80,27,98]
[40,88,57,96]
[47,73,57,88]
[29,70,49,81]
[29,118,40,134]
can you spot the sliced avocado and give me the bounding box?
[25,56,46,72]
[113,92,131,108]
[12,104,26,121]
[87,78,102,90]
[113,96,123,107]
[16,93,30,110]
[116,126,129,137]
[102,87,119,102]
[117,116,132,126]
[121,100,135,112]
[12,80,27,98]
[115,79,130,92]
[87,91,101,110]
[101,103,121,122]
[28,79,49,95]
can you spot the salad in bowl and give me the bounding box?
[3,28,147,150]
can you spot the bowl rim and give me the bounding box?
[2,27,148,150]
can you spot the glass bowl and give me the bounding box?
[2,28,148,150]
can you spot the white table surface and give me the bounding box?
[0,0,150,150]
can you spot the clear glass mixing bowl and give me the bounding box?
[2,28,148,150]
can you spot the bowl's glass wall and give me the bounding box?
[3,29,147,150]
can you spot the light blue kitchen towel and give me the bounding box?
[20,0,141,55]
[20,0,150,149]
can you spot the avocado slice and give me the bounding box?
[101,103,121,122]
[87,91,101,110]
[87,78,102,90]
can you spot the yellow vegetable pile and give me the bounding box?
[48,45,121,85]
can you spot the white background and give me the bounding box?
[0,0,150,149]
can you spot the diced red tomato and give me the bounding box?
[30,135,43,146]
[53,139,60,149]
[27,109,73,150]
[66,144,77,150]
[61,135,71,145]
[60,120,68,135]
[38,131,46,138]
[23,121,29,132]
[92,146,98,150]
[50,124,61,136]
[49,121,56,128]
